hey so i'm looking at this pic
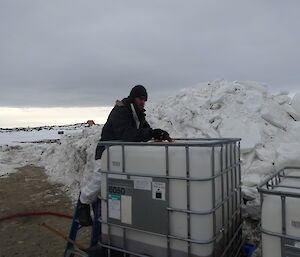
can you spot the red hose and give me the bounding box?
[0,211,73,222]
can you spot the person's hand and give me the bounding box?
[153,129,170,141]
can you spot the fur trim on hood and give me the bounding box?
[115,100,124,106]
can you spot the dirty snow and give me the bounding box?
[1,80,300,215]
[39,126,102,199]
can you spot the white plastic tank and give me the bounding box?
[261,170,300,257]
[100,140,241,257]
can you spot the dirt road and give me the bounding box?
[0,165,89,257]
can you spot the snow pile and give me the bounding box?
[291,93,300,117]
[146,80,300,216]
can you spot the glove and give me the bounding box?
[153,129,170,141]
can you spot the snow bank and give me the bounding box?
[39,126,102,200]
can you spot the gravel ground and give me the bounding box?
[0,165,90,257]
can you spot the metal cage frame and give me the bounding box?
[95,138,243,257]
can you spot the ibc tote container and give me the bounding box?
[98,138,243,257]
[258,167,300,257]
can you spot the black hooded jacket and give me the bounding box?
[95,98,153,159]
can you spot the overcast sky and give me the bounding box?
[1,0,300,109]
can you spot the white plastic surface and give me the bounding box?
[100,141,238,257]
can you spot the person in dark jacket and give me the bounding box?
[95,85,169,160]
[78,85,170,226]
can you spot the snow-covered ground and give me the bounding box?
[0,126,83,145]
[1,80,300,216]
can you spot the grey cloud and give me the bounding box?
[0,0,300,107]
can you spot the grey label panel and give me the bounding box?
[107,177,168,235]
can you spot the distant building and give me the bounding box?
[86,120,95,126]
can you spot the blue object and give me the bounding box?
[64,197,81,257]
[90,200,101,247]
[242,243,255,257]
[64,195,101,257]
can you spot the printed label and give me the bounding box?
[108,194,121,220]
[152,182,166,201]
[131,176,152,191]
